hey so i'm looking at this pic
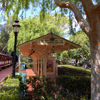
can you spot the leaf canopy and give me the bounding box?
[68,30,90,60]
[8,14,69,51]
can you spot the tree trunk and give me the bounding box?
[90,32,100,100]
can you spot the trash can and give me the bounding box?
[21,63,25,70]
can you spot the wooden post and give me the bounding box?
[38,59,39,75]
[56,64,58,75]
[41,59,42,76]
[43,54,48,77]
[19,63,21,72]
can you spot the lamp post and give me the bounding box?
[12,19,21,77]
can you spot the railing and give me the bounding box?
[0,64,20,88]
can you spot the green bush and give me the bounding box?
[58,65,91,76]
[10,74,22,81]
[25,63,33,69]
[0,78,20,100]
[56,76,91,99]
[26,76,91,100]
[78,62,83,66]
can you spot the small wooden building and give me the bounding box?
[18,32,81,77]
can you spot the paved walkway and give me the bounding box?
[21,69,36,79]
[0,66,12,82]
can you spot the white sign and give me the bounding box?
[37,39,65,45]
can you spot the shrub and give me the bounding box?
[58,65,91,76]
[56,76,91,99]
[26,76,91,99]
[25,63,33,69]
[10,74,22,81]
[78,62,83,66]
[0,78,20,100]
[26,76,57,99]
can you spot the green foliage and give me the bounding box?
[58,64,91,76]
[8,14,69,51]
[0,0,89,35]
[0,14,15,53]
[20,54,33,63]
[55,30,90,63]
[68,30,90,60]
[10,74,22,81]
[56,76,91,99]
[1,0,99,19]
[55,52,61,59]
[0,26,9,53]
[0,77,20,100]
[26,75,90,99]
[25,63,33,69]
[26,76,57,99]
[78,62,83,66]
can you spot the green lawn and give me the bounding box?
[58,64,91,76]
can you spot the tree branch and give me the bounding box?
[54,0,90,37]
[94,1,100,11]
[1,45,7,53]
[80,54,85,60]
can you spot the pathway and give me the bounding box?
[0,66,12,82]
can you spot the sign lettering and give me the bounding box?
[37,39,65,45]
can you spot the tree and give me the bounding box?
[0,25,9,53]
[54,0,100,99]
[54,51,68,60]
[69,30,91,67]
[1,0,100,99]
[8,14,69,51]
[0,14,16,53]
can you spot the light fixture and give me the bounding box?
[13,18,21,33]
[49,31,55,41]
[12,18,21,78]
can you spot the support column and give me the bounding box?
[35,60,37,72]
[32,57,37,73]
[36,60,38,73]
[38,59,39,75]
[43,54,48,77]
[56,64,58,75]
[41,59,42,76]
[18,63,21,72]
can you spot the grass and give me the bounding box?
[58,64,91,76]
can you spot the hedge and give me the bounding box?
[0,76,21,100]
[58,65,91,76]
[56,76,91,99]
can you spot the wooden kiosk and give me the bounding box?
[18,32,81,77]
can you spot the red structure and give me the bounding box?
[0,53,12,70]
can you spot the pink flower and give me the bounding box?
[59,86,62,90]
